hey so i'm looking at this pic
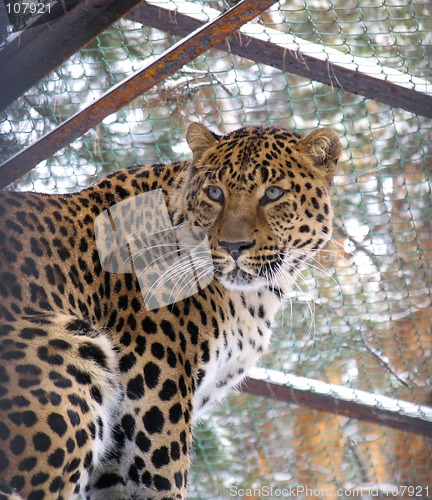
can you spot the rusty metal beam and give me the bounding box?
[1,1,430,188]
[3,1,429,120]
[241,370,432,438]
[129,3,432,119]
[0,0,144,111]
[0,0,279,189]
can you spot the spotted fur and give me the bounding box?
[0,123,340,499]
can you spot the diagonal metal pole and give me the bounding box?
[0,0,279,190]
[130,4,432,119]
[0,0,140,112]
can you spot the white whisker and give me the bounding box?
[140,248,214,307]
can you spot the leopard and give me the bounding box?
[0,122,341,499]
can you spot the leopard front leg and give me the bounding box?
[88,334,195,500]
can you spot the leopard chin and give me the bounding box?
[217,267,268,292]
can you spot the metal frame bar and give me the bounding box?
[0,0,143,111]
[3,2,430,119]
[130,3,432,118]
[1,2,431,187]
[0,0,279,189]
[241,369,432,437]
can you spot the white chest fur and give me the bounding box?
[193,288,281,420]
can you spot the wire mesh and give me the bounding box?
[1,0,431,498]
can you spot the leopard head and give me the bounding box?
[175,123,341,293]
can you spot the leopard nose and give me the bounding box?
[219,240,255,261]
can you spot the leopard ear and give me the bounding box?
[186,123,220,163]
[298,128,341,182]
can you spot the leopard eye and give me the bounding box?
[263,186,284,202]
[206,186,224,203]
